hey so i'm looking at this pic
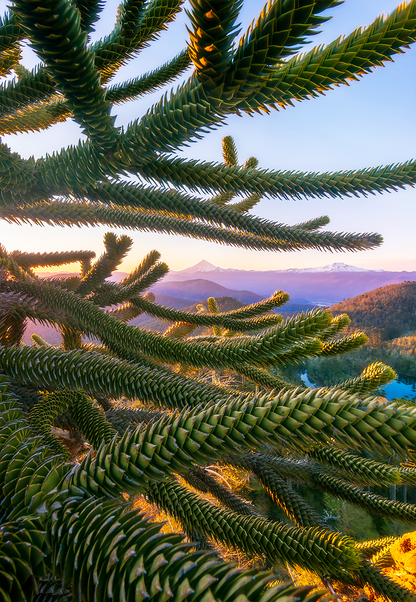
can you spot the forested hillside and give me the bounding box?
[305,282,416,386]
[329,281,416,343]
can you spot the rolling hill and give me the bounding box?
[150,279,263,304]
[328,281,416,342]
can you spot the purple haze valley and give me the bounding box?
[28,261,416,346]
[110,260,416,306]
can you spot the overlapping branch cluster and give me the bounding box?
[1,236,416,601]
[1,0,416,251]
[1,1,416,601]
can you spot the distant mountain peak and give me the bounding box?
[180,259,218,274]
[301,262,374,273]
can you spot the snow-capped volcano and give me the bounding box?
[179,259,218,274]
[290,262,379,273]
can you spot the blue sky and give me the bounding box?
[1,0,415,273]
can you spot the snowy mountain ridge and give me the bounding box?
[175,261,384,275]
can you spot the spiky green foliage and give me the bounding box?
[184,466,259,516]
[306,445,403,487]
[29,389,117,458]
[1,1,416,600]
[227,450,416,524]
[3,371,416,602]
[356,536,400,558]
[331,361,397,396]
[2,236,416,600]
[147,478,361,578]
[2,2,416,248]
[210,136,263,212]
[3,376,344,602]
[2,232,416,600]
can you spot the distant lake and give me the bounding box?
[300,372,416,402]
[380,375,416,401]
[300,372,318,389]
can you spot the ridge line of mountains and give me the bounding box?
[40,260,416,306]
[120,261,416,307]
[28,261,416,345]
